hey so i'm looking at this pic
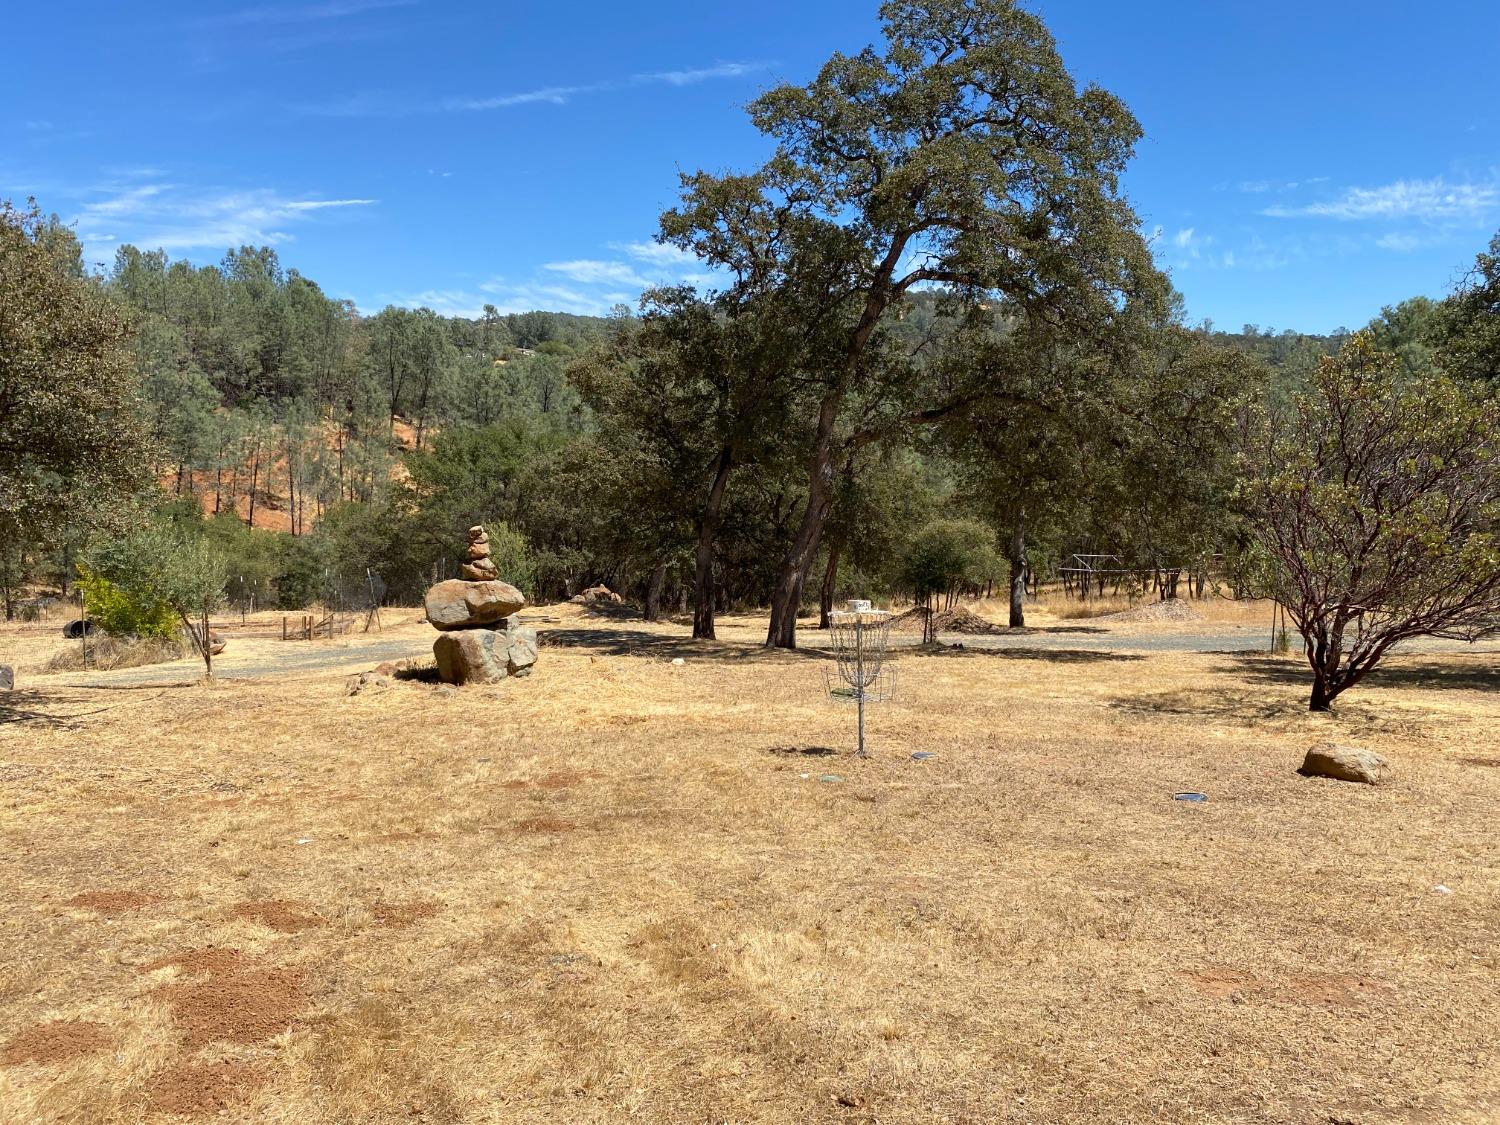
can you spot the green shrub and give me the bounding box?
[77,566,178,639]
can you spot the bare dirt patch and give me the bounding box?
[1181,968,1392,1007]
[140,948,252,978]
[370,900,439,928]
[144,1058,268,1116]
[67,890,165,915]
[155,967,307,1047]
[1,1020,110,1066]
[502,769,604,791]
[230,899,325,933]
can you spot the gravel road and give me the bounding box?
[55,636,432,689]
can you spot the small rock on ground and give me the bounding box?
[1299,741,1389,785]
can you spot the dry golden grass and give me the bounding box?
[1,606,1498,1123]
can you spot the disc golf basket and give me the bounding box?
[824,601,897,757]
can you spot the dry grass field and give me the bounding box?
[1,602,1498,1124]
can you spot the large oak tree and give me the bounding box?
[661,0,1165,648]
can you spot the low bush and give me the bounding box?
[77,567,178,639]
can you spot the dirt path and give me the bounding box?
[52,635,433,688]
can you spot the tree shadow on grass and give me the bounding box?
[538,627,825,663]
[1227,653,1500,694]
[924,645,1145,664]
[0,690,86,731]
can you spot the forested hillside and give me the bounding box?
[4,208,1490,635]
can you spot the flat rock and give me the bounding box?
[433,626,539,685]
[461,559,499,582]
[1299,742,1389,785]
[424,580,526,631]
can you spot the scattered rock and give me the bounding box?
[346,671,392,696]
[435,684,459,697]
[424,579,527,631]
[0,664,12,691]
[374,661,402,676]
[209,632,227,656]
[1,1021,111,1067]
[1299,742,1389,785]
[572,584,624,606]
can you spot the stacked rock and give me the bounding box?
[425,525,539,685]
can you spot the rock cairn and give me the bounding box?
[424,525,538,685]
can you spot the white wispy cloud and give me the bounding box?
[611,239,697,267]
[632,61,768,86]
[443,86,594,112]
[380,237,714,319]
[543,259,651,286]
[1237,176,1328,194]
[1150,225,1290,272]
[308,59,773,117]
[1374,232,1439,252]
[1264,176,1500,222]
[70,183,376,256]
[196,0,418,27]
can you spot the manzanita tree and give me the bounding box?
[1248,334,1500,711]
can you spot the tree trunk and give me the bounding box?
[766,395,840,649]
[247,443,260,528]
[1008,514,1027,628]
[1309,678,1333,712]
[644,562,667,623]
[819,541,842,629]
[693,449,734,640]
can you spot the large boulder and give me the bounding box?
[0,664,12,691]
[424,580,526,631]
[1299,742,1390,785]
[433,625,539,685]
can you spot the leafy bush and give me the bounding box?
[76,566,178,639]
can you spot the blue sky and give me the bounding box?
[5,0,1498,333]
